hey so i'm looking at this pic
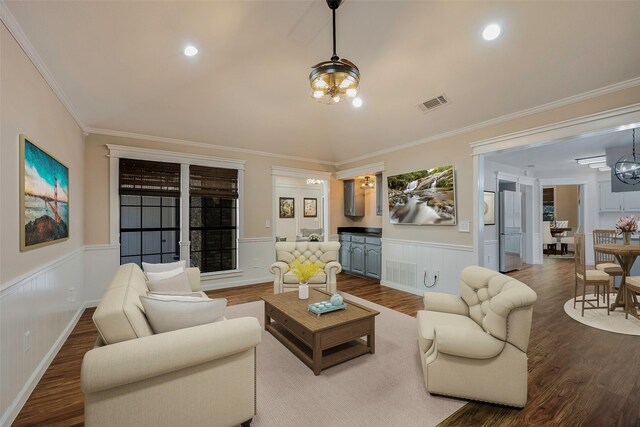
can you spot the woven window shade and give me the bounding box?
[190,165,238,199]
[119,158,181,197]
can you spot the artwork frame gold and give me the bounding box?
[279,197,295,218]
[484,191,495,225]
[303,198,317,217]
[20,135,70,251]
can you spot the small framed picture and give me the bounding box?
[304,198,317,217]
[279,197,295,218]
[484,191,495,225]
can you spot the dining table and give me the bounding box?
[593,243,640,319]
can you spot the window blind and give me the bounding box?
[189,165,238,199]
[119,158,181,197]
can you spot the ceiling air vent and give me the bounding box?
[418,94,450,112]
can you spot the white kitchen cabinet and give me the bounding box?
[622,191,640,211]
[598,181,640,212]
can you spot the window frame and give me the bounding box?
[108,144,245,276]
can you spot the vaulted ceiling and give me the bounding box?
[4,1,640,164]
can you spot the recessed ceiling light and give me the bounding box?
[576,155,606,165]
[482,24,501,41]
[184,45,198,57]
[588,162,608,169]
[352,97,363,108]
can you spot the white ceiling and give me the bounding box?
[486,127,638,174]
[4,1,640,164]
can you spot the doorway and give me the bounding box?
[541,184,584,261]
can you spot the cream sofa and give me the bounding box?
[417,266,537,407]
[81,264,261,427]
[269,241,342,294]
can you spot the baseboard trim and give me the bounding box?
[84,299,101,308]
[380,280,423,297]
[200,276,273,292]
[1,304,85,427]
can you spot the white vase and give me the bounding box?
[298,283,309,299]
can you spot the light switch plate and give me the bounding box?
[265,220,271,228]
[459,220,470,233]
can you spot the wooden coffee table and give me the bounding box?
[262,289,379,375]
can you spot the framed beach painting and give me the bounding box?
[303,198,317,217]
[387,165,456,225]
[484,191,495,225]
[20,135,69,250]
[279,197,295,218]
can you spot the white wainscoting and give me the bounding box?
[484,240,499,271]
[84,244,121,307]
[200,237,274,291]
[380,238,474,297]
[0,248,85,427]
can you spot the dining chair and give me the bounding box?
[556,220,571,254]
[543,221,557,255]
[593,229,623,294]
[573,233,610,316]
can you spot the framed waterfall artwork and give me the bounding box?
[387,165,456,225]
[20,135,70,250]
[484,191,495,225]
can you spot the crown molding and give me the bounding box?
[335,161,385,179]
[471,103,640,156]
[271,165,332,179]
[0,1,85,129]
[335,77,640,166]
[107,143,246,170]
[87,127,337,166]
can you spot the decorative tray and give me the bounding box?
[308,300,347,316]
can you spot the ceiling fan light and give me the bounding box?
[313,79,329,89]
[309,0,360,105]
[340,76,353,88]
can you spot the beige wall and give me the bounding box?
[84,134,333,244]
[553,185,579,228]
[334,85,640,246]
[0,23,85,285]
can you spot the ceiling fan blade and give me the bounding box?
[340,58,359,70]
[311,61,334,69]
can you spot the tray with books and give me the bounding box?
[308,300,347,316]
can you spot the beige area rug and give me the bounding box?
[564,295,640,335]
[225,294,466,427]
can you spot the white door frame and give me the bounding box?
[271,166,333,242]
[472,103,640,265]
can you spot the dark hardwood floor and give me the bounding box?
[12,261,640,426]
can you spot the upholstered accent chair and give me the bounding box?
[593,229,623,292]
[269,242,341,294]
[574,233,610,316]
[416,266,537,407]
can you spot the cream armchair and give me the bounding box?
[416,266,537,407]
[269,242,342,294]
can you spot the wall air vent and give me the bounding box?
[418,94,450,112]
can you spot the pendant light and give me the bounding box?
[309,0,360,104]
[614,128,640,185]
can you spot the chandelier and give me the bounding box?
[360,176,375,189]
[615,128,640,185]
[309,0,360,104]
